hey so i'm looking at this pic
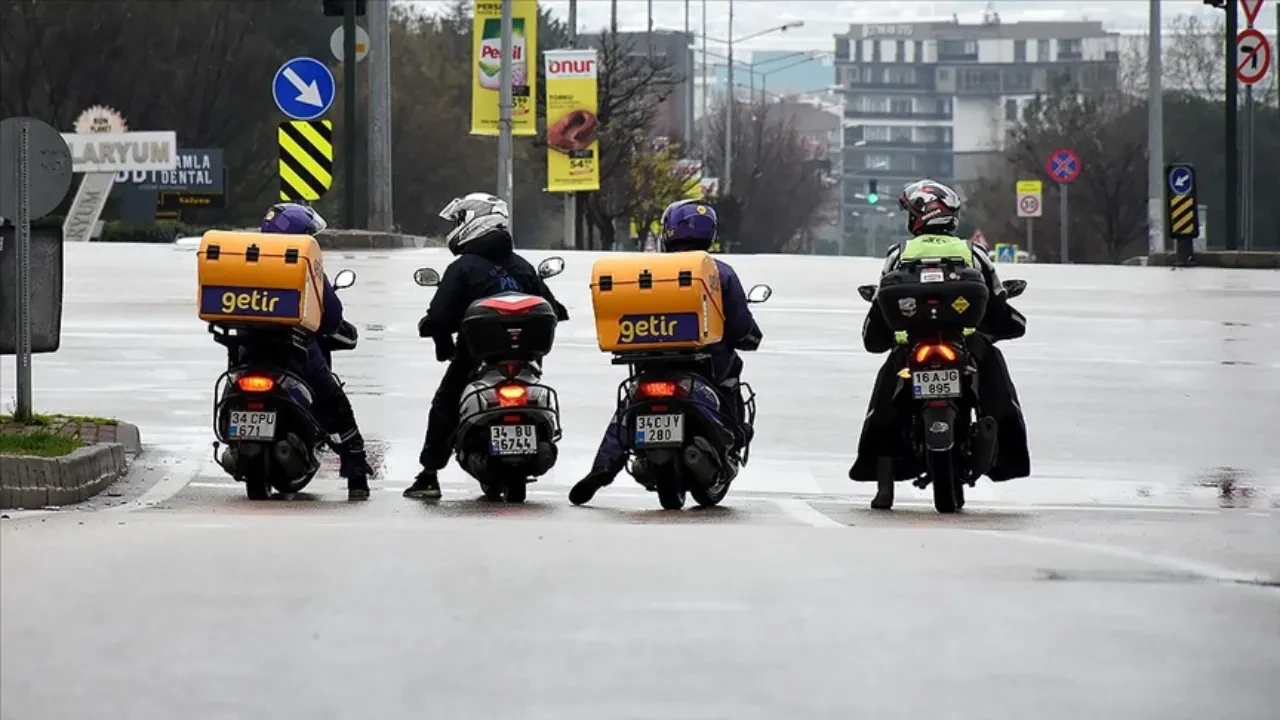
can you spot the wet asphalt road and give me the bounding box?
[2,244,1279,719]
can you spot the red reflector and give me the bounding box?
[638,381,677,398]
[477,295,545,314]
[927,400,949,407]
[503,415,522,422]
[247,402,264,411]
[237,375,274,392]
[497,384,528,407]
[650,404,668,412]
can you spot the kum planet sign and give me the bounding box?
[60,131,178,173]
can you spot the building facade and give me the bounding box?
[833,16,1121,255]
[578,30,695,143]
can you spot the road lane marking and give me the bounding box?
[970,530,1279,591]
[772,499,845,527]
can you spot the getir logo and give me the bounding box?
[201,285,302,319]
[617,313,700,344]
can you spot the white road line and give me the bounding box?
[806,499,1223,515]
[771,498,845,527]
[106,457,211,513]
[970,530,1279,590]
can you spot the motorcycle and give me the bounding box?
[857,258,1026,513]
[412,256,567,503]
[209,269,360,500]
[613,283,774,510]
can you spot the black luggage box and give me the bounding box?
[460,293,558,361]
[875,263,990,332]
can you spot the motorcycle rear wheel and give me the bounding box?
[504,479,527,504]
[926,450,963,514]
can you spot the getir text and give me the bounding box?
[617,312,699,344]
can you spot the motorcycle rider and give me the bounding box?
[402,192,570,500]
[848,180,1030,509]
[569,199,763,506]
[258,203,374,500]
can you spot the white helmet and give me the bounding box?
[438,192,509,254]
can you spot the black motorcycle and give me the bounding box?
[613,283,774,510]
[412,257,567,503]
[857,257,1026,513]
[210,269,360,500]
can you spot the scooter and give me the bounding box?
[412,257,567,502]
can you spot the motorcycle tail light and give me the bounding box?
[237,375,275,392]
[913,343,957,364]
[637,380,679,398]
[497,384,528,407]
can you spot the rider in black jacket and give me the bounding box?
[403,193,569,499]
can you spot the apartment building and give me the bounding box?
[833,15,1121,252]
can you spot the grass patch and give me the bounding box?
[0,413,117,426]
[0,431,82,458]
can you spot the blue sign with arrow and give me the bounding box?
[272,57,336,121]
[1167,165,1194,196]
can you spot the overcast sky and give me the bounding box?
[409,1,1278,54]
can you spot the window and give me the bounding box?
[914,41,923,63]
[1036,39,1050,61]
[864,154,891,170]
[890,126,913,143]
[1014,40,1026,63]
[895,40,905,63]
[857,96,890,113]
[854,40,863,63]
[872,40,881,63]
[1004,99,1018,122]
[863,126,891,142]
[836,38,850,61]
[959,68,1001,92]
[890,98,912,114]
[1058,38,1083,59]
[883,67,918,85]
[1004,68,1033,93]
[938,38,978,60]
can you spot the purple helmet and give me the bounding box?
[660,199,717,252]
[260,203,328,235]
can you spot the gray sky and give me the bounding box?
[408,1,1278,54]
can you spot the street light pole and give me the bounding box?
[496,0,514,233]
[1146,0,1163,255]
[724,0,734,198]
[367,0,394,232]
[701,0,708,158]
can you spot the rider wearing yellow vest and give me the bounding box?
[849,180,1030,509]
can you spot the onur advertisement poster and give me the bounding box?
[470,0,538,136]
[544,49,600,192]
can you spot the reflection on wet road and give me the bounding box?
[2,245,1278,719]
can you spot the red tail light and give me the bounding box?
[497,384,528,407]
[637,381,679,398]
[914,344,957,364]
[237,375,275,392]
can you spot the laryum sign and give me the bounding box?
[60,131,178,173]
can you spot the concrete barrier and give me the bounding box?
[0,421,142,510]
[315,230,444,250]
[1148,252,1280,269]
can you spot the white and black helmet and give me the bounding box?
[438,192,509,254]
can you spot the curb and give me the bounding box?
[1147,251,1280,269]
[0,422,143,510]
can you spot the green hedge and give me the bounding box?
[24,215,225,243]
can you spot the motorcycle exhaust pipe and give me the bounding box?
[533,440,557,476]
[682,436,721,488]
[218,445,239,475]
[272,434,308,478]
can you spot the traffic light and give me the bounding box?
[323,0,366,17]
[867,179,879,205]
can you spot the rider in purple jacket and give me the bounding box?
[569,199,763,506]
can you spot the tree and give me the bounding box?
[627,140,700,245]
[701,100,833,253]
[1121,15,1278,105]
[579,29,679,250]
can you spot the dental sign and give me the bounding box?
[60,131,178,173]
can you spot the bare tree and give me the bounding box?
[1122,14,1277,105]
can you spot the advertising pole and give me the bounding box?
[1146,0,1164,255]
[564,0,577,249]
[497,0,514,232]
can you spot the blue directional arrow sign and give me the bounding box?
[272,57,336,121]
[1167,165,1194,196]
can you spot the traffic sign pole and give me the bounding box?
[1046,149,1080,263]
[1226,1,1239,251]
[343,0,358,228]
[13,122,32,420]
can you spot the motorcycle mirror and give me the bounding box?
[413,267,441,287]
[537,256,566,279]
[1002,278,1027,298]
[746,284,773,304]
[857,284,877,303]
[333,269,357,290]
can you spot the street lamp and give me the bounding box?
[699,12,804,200]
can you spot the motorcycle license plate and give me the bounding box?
[228,410,277,440]
[912,369,961,399]
[920,268,945,283]
[490,425,537,455]
[635,413,684,447]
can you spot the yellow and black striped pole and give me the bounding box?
[278,120,334,202]
[1163,163,1200,261]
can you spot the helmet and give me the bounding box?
[898,179,962,235]
[659,199,717,253]
[261,203,327,235]
[438,192,509,255]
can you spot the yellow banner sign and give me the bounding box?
[545,49,600,192]
[471,0,538,136]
